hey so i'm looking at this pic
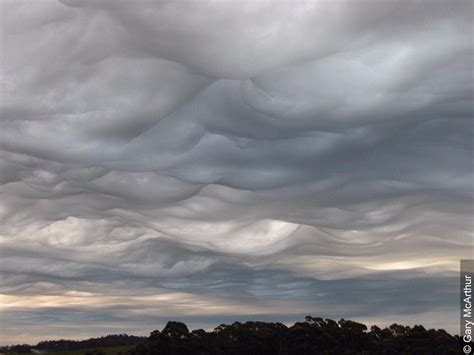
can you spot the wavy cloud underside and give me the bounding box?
[0,0,473,343]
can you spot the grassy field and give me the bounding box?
[12,345,135,355]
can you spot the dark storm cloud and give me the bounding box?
[0,0,472,343]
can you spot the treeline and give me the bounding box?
[1,316,464,355]
[131,316,461,355]
[0,334,144,353]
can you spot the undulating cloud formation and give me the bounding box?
[0,0,472,344]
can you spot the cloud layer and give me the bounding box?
[0,0,472,344]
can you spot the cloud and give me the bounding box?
[0,0,472,343]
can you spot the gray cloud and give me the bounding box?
[0,0,472,344]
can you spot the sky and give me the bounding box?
[0,0,473,345]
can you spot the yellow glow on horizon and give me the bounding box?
[0,291,307,315]
[363,259,459,271]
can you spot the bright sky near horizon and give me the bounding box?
[0,0,472,344]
